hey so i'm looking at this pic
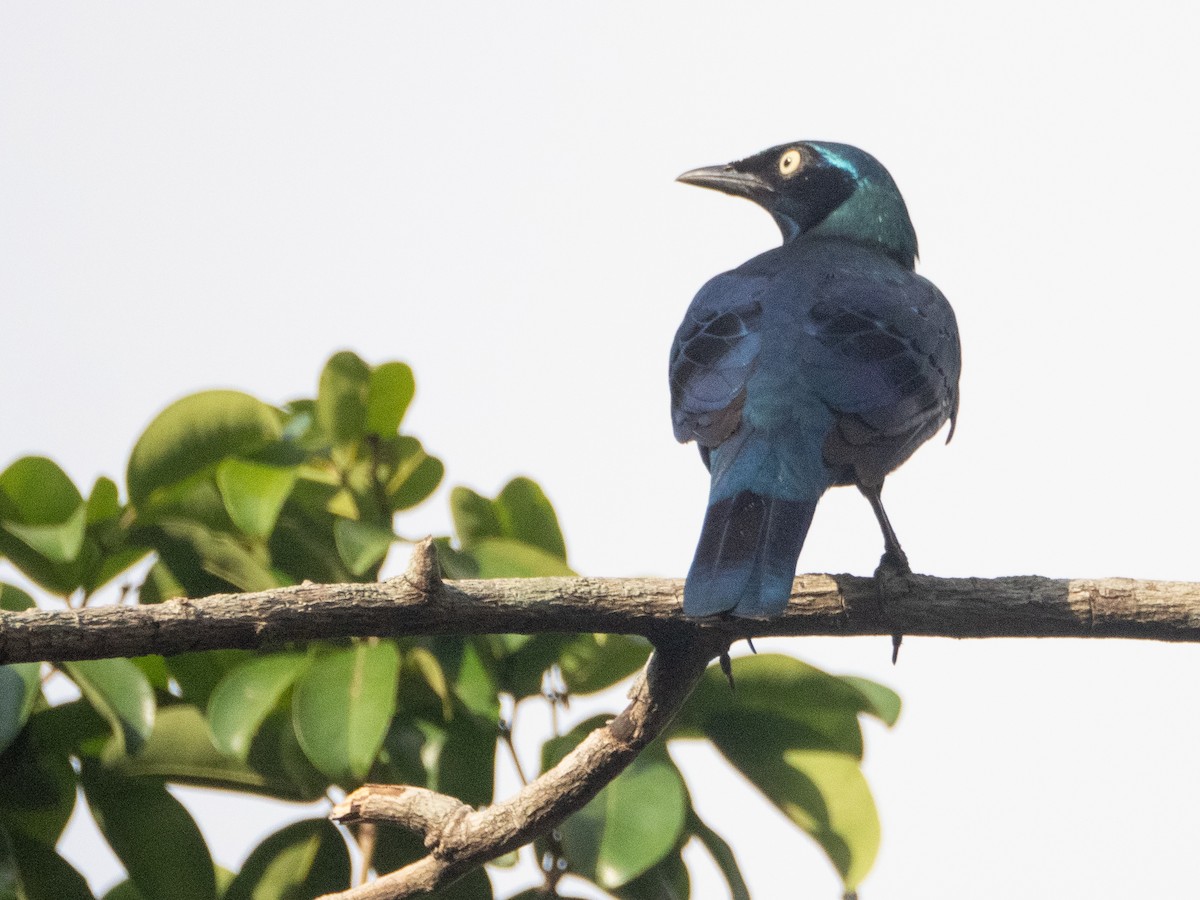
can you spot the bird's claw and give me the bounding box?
[874,549,913,663]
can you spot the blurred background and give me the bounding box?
[3,2,1199,896]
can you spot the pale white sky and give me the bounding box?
[3,2,1199,897]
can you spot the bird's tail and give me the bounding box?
[683,490,817,619]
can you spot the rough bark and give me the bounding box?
[2,541,1199,666]
[7,542,1200,897]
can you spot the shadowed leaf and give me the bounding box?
[127,391,282,506]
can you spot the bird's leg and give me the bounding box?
[858,481,911,663]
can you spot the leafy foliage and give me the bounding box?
[0,352,899,898]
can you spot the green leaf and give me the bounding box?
[0,457,83,525]
[0,729,77,845]
[207,654,310,760]
[787,750,880,889]
[62,659,155,756]
[428,867,492,899]
[404,648,453,721]
[2,505,88,564]
[152,518,279,593]
[612,847,689,900]
[127,391,282,506]
[85,477,122,524]
[5,830,94,900]
[316,351,371,446]
[292,642,400,781]
[387,454,443,512]
[371,828,492,897]
[449,487,503,548]
[81,764,216,900]
[222,819,350,900]
[100,881,142,900]
[85,546,151,597]
[365,362,415,437]
[558,634,651,696]
[106,705,321,801]
[136,562,185,605]
[839,675,902,727]
[0,665,40,755]
[688,810,750,900]
[332,519,395,577]
[543,719,686,889]
[703,713,881,890]
[675,654,875,756]
[0,585,34,612]
[166,650,253,707]
[496,634,570,698]
[465,538,574,578]
[669,654,888,889]
[215,460,297,540]
[427,704,496,807]
[495,477,567,562]
[0,825,18,900]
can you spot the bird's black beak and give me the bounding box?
[676,164,774,200]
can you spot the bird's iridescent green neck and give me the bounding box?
[805,176,919,269]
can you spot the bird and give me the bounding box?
[670,140,961,622]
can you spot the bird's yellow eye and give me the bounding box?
[779,149,802,175]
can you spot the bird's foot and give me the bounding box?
[719,649,735,691]
[873,549,913,664]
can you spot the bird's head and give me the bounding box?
[678,141,918,268]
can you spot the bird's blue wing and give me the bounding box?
[669,271,766,451]
[794,265,961,484]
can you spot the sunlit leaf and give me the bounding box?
[127,391,282,506]
[404,648,453,721]
[62,659,155,756]
[316,351,371,446]
[85,477,122,524]
[215,460,297,539]
[705,717,881,889]
[387,453,443,512]
[496,477,567,562]
[292,642,400,781]
[839,675,902,727]
[364,362,415,437]
[465,539,574,578]
[207,654,310,760]
[0,457,83,525]
[2,504,88,564]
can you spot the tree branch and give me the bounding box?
[322,630,723,899]
[2,540,1199,666]
[8,546,1200,897]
